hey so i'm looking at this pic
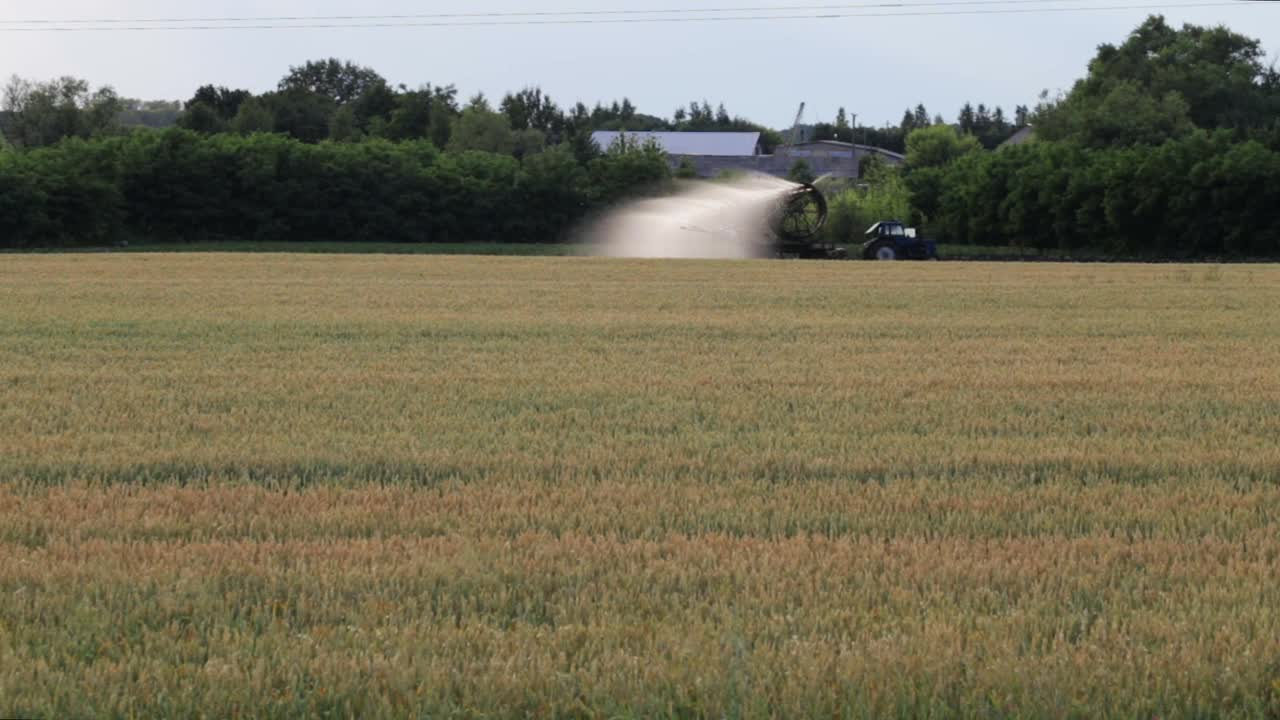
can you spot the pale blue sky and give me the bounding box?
[2,1,1278,127]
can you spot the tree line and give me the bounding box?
[1,59,787,157]
[2,58,1019,157]
[0,55,1026,250]
[902,16,1280,257]
[804,101,1028,154]
[4,15,1277,257]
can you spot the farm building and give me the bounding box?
[590,131,902,180]
[773,141,905,179]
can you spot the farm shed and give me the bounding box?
[774,140,905,179]
[590,131,904,180]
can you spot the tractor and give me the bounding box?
[677,180,935,262]
[861,221,938,261]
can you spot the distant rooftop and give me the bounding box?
[783,140,906,162]
[591,131,762,157]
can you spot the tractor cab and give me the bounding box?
[862,221,939,261]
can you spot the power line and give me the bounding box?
[0,0,1269,31]
[0,0,1162,25]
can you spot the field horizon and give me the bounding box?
[8,240,1280,265]
[2,254,1278,718]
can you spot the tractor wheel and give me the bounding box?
[870,243,898,261]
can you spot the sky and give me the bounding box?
[2,1,1278,128]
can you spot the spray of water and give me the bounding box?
[582,173,802,259]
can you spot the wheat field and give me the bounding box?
[1,254,1279,718]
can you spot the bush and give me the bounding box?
[820,166,913,246]
[587,137,671,205]
[520,146,590,241]
[787,159,815,184]
[0,139,123,247]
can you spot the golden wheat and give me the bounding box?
[1,255,1278,718]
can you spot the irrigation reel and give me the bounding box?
[772,182,843,259]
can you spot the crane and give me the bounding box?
[789,102,806,147]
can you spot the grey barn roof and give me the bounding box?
[591,131,761,157]
[784,140,906,162]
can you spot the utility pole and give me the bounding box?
[851,113,857,145]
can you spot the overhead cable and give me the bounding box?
[0,1,1268,31]
[0,0,1161,25]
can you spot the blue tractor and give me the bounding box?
[862,221,939,261]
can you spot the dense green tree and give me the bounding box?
[900,109,917,137]
[0,138,124,245]
[328,106,362,143]
[905,124,982,169]
[996,141,1093,250]
[934,149,1018,244]
[184,85,250,120]
[264,89,335,143]
[501,87,564,141]
[445,150,524,240]
[465,93,492,113]
[904,125,983,222]
[919,15,1280,254]
[380,85,457,147]
[1036,82,1193,148]
[1036,15,1280,147]
[1,75,123,148]
[229,98,275,135]
[178,102,226,134]
[279,59,387,106]
[352,80,397,129]
[519,145,589,239]
[914,104,932,128]
[448,102,515,154]
[511,129,546,160]
[958,103,976,134]
[384,90,434,141]
[590,97,666,132]
[427,86,460,149]
[178,86,251,134]
[587,135,671,204]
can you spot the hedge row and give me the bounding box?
[0,129,670,248]
[924,130,1280,257]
